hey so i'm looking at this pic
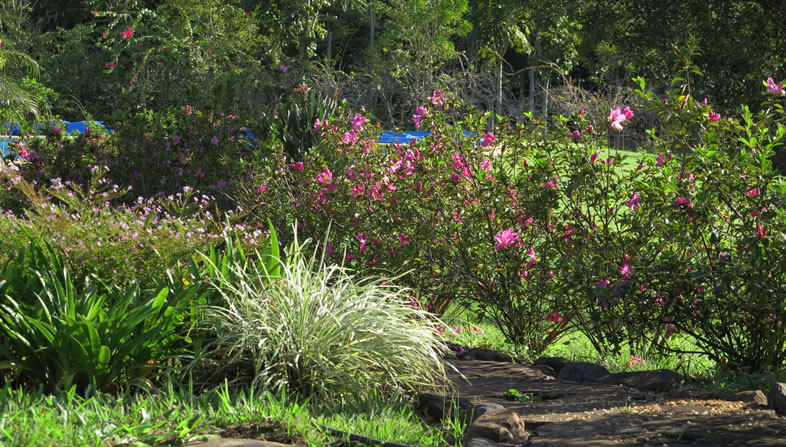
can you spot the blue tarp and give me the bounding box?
[2,121,479,159]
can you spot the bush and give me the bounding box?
[0,166,263,287]
[0,239,199,393]
[185,229,450,399]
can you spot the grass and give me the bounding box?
[0,381,463,446]
[443,303,786,394]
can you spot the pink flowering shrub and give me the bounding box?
[246,66,786,369]
[248,93,574,354]
[625,69,786,371]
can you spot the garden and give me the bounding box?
[1,1,785,446]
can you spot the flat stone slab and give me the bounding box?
[445,359,784,446]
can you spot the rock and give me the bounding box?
[732,390,768,407]
[418,392,466,421]
[556,361,609,382]
[767,382,786,416]
[464,437,496,447]
[534,356,570,375]
[464,409,527,444]
[531,364,556,378]
[418,392,504,424]
[596,369,684,392]
[460,402,506,424]
[465,348,515,363]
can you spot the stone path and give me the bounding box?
[432,354,785,446]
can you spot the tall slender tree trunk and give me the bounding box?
[541,73,551,119]
[498,58,503,118]
[326,29,332,62]
[529,34,540,114]
[369,6,375,62]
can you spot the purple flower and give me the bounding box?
[626,191,641,212]
[217,179,227,189]
[618,262,633,278]
[280,64,287,73]
[210,136,219,145]
[766,77,785,95]
[597,278,611,288]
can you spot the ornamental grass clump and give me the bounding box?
[187,232,450,399]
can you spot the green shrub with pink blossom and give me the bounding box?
[247,64,786,369]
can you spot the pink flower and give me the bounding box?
[539,176,559,189]
[289,161,304,170]
[747,188,761,196]
[431,89,445,106]
[673,196,693,208]
[766,77,785,95]
[590,151,598,163]
[608,106,634,131]
[256,184,268,194]
[350,113,368,132]
[494,228,520,250]
[578,107,585,118]
[756,222,768,239]
[120,26,134,39]
[708,110,721,122]
[312,118,323,133]
[481,159,491,171]
[411,105,427,129]
[597,278,611,288]
[480,132,497,148]
[545,312,563,323]
[341,132,358,144]
[587,124,594,133]
[524,244,539,268]
[627,355,646,367]
[316,166,333,184]
[398,233,410,245]
[627,191,641,212]
[572,130,581,142]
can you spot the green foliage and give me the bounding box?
[0,239,195,393]
[0,167,224,287]
[253,90,339,161]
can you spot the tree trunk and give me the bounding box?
[326,29,332,62]
[529,34,540,114]
[498,58,503,118]
[369,6,375,61]
[542,73,551,119]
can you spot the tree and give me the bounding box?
[0,13,43,120]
